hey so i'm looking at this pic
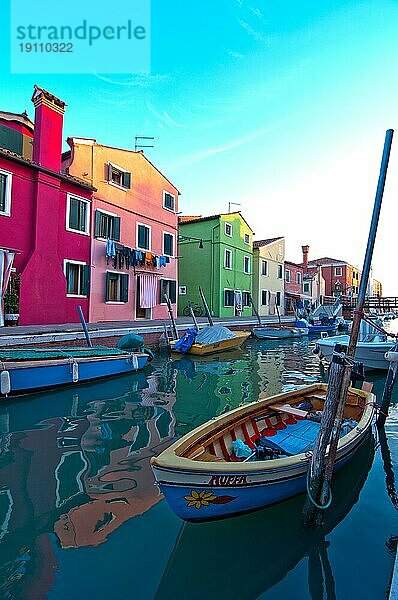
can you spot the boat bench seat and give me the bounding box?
[196,451,223,462]
[269,404,309,418]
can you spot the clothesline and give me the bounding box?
[105,239,170,273]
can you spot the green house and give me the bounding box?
[177,212,254,317]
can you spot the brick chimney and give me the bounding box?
[31,85,65,172]
[302,245,309,272]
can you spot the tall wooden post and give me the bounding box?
[303,129,394,526]
[249,293,262,326]
[199,286,214,326]
[377,340,398,426]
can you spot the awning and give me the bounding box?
[139,273,158,309]
[0,249,16,326]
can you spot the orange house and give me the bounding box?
[63,138,179,322]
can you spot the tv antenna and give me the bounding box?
[228,202,241,213]
[135,136,155,152]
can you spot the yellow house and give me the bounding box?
[253,237,285,316]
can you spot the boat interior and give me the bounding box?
[180,387,367,464]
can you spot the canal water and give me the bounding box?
[0,330,397,599]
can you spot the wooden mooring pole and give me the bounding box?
[249,293,262,326]
[304,129,394,526]
[198,286,214,326]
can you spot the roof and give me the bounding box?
[0,147,96,191]
[284,260,303,268]
[0,111,34,131]
[253,237,284,248]
[307,257,347,267]
[178,212,254,232]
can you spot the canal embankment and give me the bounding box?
[0,315,295,348]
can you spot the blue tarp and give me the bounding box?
[173,328,198,353]
[195,326,237,344]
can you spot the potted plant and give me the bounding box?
[4,274,20,326]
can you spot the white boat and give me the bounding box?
[252,326,308,340]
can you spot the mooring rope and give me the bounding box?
[306,463,333,510]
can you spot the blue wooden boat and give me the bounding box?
[295,318,338,335]
[151,383,374,521]
[0,346,149,398]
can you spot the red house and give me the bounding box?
[0,86,95,325]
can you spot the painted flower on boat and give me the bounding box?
[184,490,217,509]
[184,490,236,509]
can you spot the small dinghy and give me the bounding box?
[252,326,308,340]
[170,325,250,356]
[151,383,374,521]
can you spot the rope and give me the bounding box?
[306,464,333,510]
[332,350,355,366]
[361,314,398,339]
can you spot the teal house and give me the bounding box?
[177,212,254,317]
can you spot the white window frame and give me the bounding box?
[63,259,88,298]
[296,272,302,285]
[160,278,176,305]
[0,169,12,217]
[224,288,235,307]
[225,222,233,237]
[163,231,175,257]
[278,264,283,279]
[242,290,251,307]
[107,161,130,190]
[136,222,152,251]
[95,208,119,241]
[66,193,91,236]
[303,281,310,293]
[224,248,232,269]
[261,260,268,277]
[335,266,343,276]
[285,268,291,283]
[163,190,176,212]
[244,233,250,245]
[105,269,127,304]
[244,255,251,275]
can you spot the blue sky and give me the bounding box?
[2,0,398,293]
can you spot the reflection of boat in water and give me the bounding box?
[155,434,374,600]
[151,384,374,521]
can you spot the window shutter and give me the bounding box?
[79,200,86,231]
[105,272,111,301]
[69,198,79,230]
[159,280,164,304]
[170,281,176,304]
[95,210,102,237]
[107,163,113,181]
[122,171,131,188]
[82,265,90,296]
[113,216,121,241]
[121,274,129,302]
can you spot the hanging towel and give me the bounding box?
[106,239,116,259]
[159,256,167,267]
[140,274,158,308]
[155,256,161,269]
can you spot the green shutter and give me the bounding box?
[95,210,102,237]
[105,272,111,301]
[79,200,86,231]
[69,198,79,230]
[121,274,129,302]
[113,216,121,241]
[170,281,176,304]
[159,280,164,304]
[0,174,6,212]
[122,172,131,188]
[82,265,90,296]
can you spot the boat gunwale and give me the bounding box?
[1,352,148,369]
[151,384,374,474]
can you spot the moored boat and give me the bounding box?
[151,383,374,521]
[169,326,250,356]
[252,326,308,340]
[0,346,149,398]
[315,333,394,370]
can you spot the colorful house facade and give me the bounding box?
[62,139,179,322]
[253,237,285,316]
[177,212,254,317]
[306,257,359,298]
[0,86,94,326]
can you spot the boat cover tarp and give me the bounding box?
[173,328,198,353]
[195,326,237,344]
[0,346,129,361]
[116,333,144,350]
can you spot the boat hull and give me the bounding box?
[316,334,392,370]
[1,354,148,397]
[252,327,308,340]
[170,331,250,356]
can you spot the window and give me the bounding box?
[225,223,232,237]
[244,256,250,274]
[224,289,234,307]
[67,194,90,234]
[244,233,250,245]
[224,249,232,269]
[285,269,291,283]
[163,191,175,211]
[303,282,310,293]
[107,162,131,189]
[276,291,281,306]
[163,232,174,257]
[261,290,268,306]
[137,223,151,250]
[242,291,250,307]
[94,210,120,241]
[278,264,283,279]
[335,267,343,276]
[65,261,90,297]
[179,285,187,295]
[106,272,129,302]
[0,169,12,216]
[296,272,302,285]
[160,279,176,304]
[261,260,268,276]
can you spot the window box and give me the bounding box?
[137,223,151,251]
[0,169,12,216]
[163,191,175,211]
[66,194,90,235]
[106,272,129,302]
[94,210,121,241]
[64,261,90,297]
[107,162,131,189]
[163,232,174,257]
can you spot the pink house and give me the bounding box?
[62,138,179,322]
[0,86,95,325]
